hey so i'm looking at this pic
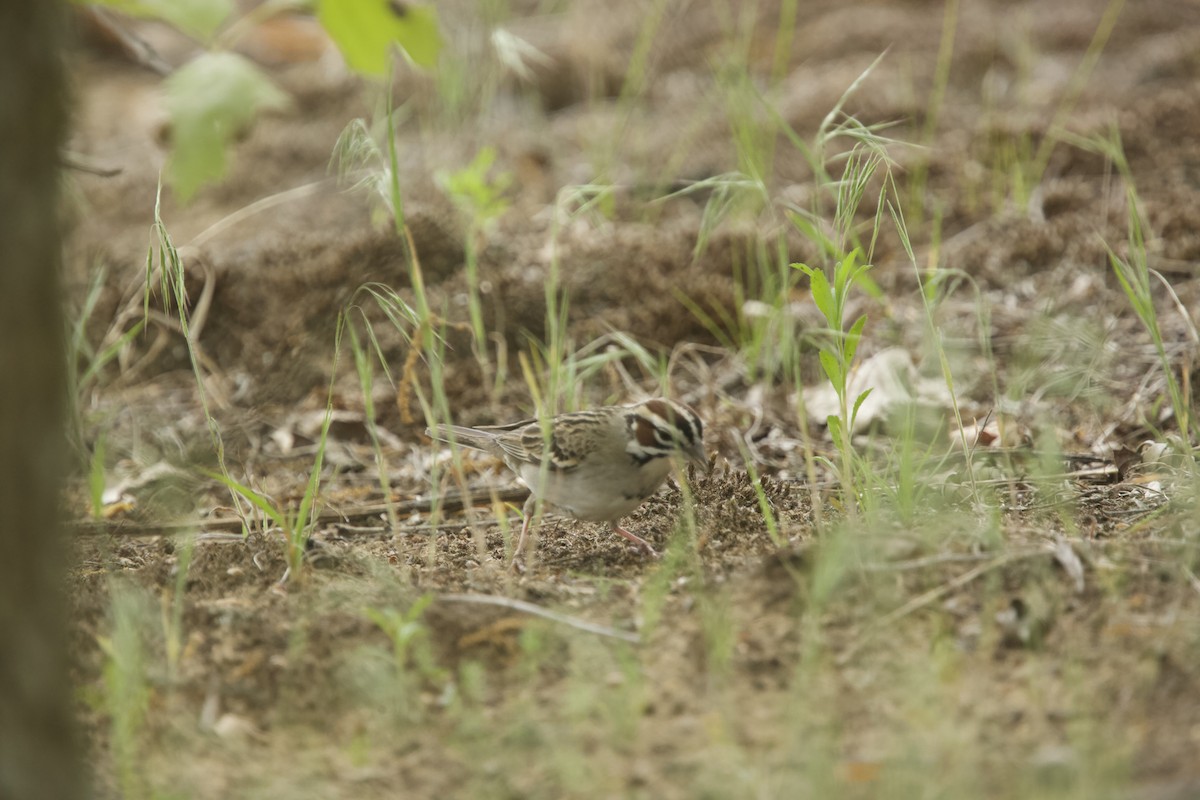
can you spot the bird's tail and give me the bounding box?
[424,424,500,454]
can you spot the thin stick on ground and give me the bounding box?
[438,593,640,643]
[74,486,532,537]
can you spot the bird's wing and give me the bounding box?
[519,411,608,471]
[497,415,592,471]
[432,411,603,471]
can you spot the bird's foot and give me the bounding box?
[509,514,533,572]
[613,525,660,558]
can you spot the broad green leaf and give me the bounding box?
[81,0,232,42]
[317,0,441,75]
[819,349,841,387]
[803,267,835,325]
[165,52,289,201]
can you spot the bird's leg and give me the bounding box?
[509,494,537,570]
[611,522,660,558]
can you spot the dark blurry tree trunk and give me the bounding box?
[0,2,86,799]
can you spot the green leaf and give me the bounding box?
[81,0,233,42]
[845,314,868,365]
[804,267,835,325]
[851,265,884,300]
[204,468,286,531]
[89,433,107,520]
[317,0,442,75]
[436,146,513,222]
[850,388,873,429]
[818,349,842,387]
[833,250,858,289]
[165,52,289,201]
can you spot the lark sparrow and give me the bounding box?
[426,399,707,561]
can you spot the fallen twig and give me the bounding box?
[72,485,530,537]
[438,593,640,643]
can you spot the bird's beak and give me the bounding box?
[683,440,709,472]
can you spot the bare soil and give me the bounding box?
[66,2,1200,798]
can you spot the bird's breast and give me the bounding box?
[515,457,672,522]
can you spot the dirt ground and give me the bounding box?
[64,1,1200,798]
